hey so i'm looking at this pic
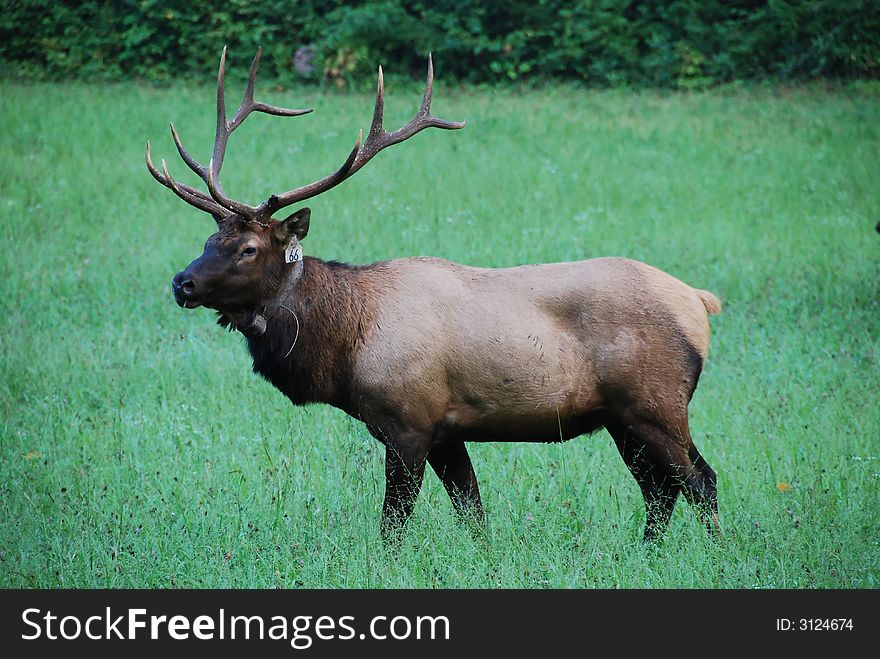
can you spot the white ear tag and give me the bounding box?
[284,240,302,264]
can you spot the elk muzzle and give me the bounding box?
[172,270,201,308]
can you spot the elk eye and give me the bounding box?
[242,246,257,257]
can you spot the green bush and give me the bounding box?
[1,0,878,86]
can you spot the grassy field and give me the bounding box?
[1,73,878,588]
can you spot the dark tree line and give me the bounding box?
[2,1,878,87]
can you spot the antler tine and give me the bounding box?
[232,47,313,129]
[393,55,464,126]
[369,65,386,138]
[349,54,465,176]
[170,122,207,180]
[145,141,227,218]
[421,52,435,114]
[261,55,464,214]
[210,46,233,194]
[160,158,184,197]
[213,46,228,172]
[239,47,259,120]
[205,47,313,219]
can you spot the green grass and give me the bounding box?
[1,77,878,588]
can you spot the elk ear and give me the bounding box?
[275,207,311,242]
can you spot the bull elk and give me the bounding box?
[147,48,722,543]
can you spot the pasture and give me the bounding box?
[0,75,877,588]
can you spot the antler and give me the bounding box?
[145,140,227,217]
[260,54,465,217]
[146,48,464,224]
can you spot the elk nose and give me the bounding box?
[172,272,196,296]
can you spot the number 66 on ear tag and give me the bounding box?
[285,241,302,264]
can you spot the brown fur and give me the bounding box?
[171,219,722,543]
[156,50,722,543]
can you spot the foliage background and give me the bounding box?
[2,0,879,88]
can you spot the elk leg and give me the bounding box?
[427,441,485,527]
[687,445,720,534]
[666,417,720,534]
[381,439,429,545]
[606,421,681,542]
[620,418,719,537]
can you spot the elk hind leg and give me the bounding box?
[688,441,720,534]
[638,419,719,536]
[606,420,681,542]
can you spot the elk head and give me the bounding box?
[147,47,464,331]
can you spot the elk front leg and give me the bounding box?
[427,441,484,527]
[381,437,430,545]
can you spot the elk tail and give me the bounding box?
[695,289,722,315]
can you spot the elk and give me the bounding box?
[147,47,722,543]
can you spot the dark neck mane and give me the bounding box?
[240,256,381,410]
